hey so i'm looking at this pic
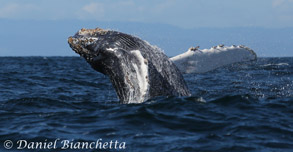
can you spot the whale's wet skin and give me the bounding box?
[68,28,190,103]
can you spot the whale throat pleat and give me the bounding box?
[118,34,139,49]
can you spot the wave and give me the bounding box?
[262,63,290,67]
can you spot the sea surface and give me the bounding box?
[0,57,292,152]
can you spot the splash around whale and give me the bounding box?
[68,28,257,103]
[68,28,191,103]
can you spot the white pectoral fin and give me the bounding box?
[170,45,257,74]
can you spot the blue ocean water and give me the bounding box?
[0,57,292,152]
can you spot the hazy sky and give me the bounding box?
[1,0,293,28]
[0,0,293,56]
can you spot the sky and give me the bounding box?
[1,0,293,28]
[0,0,293,56]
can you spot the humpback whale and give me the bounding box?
[68,28,191,104]
[68,28,258,103]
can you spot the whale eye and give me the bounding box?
[92,49,105,61]
[93,54,103,61]
[85,43,97,52]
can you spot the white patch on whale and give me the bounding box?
[129,50,149,103]
[106,48,117,52]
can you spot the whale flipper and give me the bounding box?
[171,45,257,74]
[68,28,190,103]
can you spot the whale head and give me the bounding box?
[68,28,139,75]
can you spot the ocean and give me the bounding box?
[0,57,292,152]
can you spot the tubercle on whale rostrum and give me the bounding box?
[68,36,73,44]
[68,37,82,53]
[78,28,110,36]
[68,36,93,61]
